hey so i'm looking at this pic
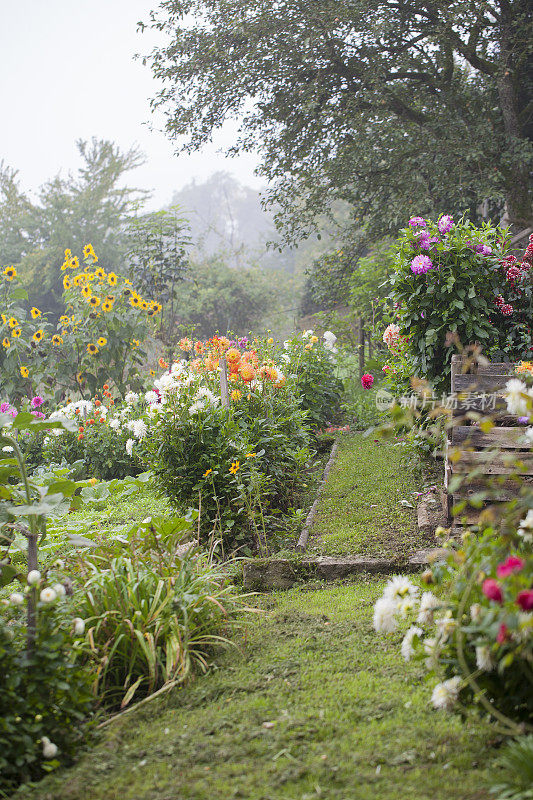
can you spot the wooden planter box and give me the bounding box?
[445,354,533,527]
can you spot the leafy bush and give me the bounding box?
[43,409,143,480]
[147,393,309,553]
[388,217,532,389]
[76,516,252,710]
[0,582,94,793]
[489,735,533,800]
[284,330,343,426]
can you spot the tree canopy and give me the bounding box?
[141,0,533,240]
[0,139,146,314]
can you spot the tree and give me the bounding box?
[141,0,533,240]
[126,206,191,357]
[0,139,147,315]
[174,256,274,337]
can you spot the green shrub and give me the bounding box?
[489,735,533,800]
[388,216,532,389]
[0,589,94,793]
[147,399,310,553]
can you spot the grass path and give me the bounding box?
[307,433,433,559]
[20,579,493,800]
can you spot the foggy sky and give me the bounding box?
[0,0,261,210]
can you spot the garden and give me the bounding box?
[0,212,532,800]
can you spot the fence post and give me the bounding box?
[219,357,230,409]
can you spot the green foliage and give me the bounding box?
[0,410,78,585]
[0,589,94,793]
[388,217,532,388]
[126,206,190,357]
[489,735,533,800]
[76,516,250,710]
[285,335,343,427]
[142,1,533,242]
[43,419,143,481]
[148,400,310,553]
[1,139,147,316]
[175,256,277,339]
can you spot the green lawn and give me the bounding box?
[307,433,429,558]
[18,579,494,800]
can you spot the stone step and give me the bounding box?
[242,549,448,591]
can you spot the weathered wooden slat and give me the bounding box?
[453,374,513,392]
[449,477,532,499]
[451,426,530,449]
[451,396,509,417]
[450,451,533,475]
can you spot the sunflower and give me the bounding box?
[149,369,155,377]
[87,343,99,355]
[94,267,106,279]
[63,275,72,290]
[152,302,162,314]
[123,287,132,297]
[147,308,156,317]
[30,307,42,319]
[64,248,72,258]
[32,329,44,343]
[70,256,80,269]
[83,243,96,259]
[76,371,84,383]
[229,460,240,475]
[2,337,10,349]
[8,317,18,328]
[11,327,21,338]
[102,300,113,313]
[107,272,118,287]
[105,294,115,302]
[131,338,140,348]
[140,300,149,311]
[59,315,69,325]
[129,295,141,308]
[89,295,101,307]
[3,266,17,281]
[81,285,91,299]
[73,274,84,286]
[1,314,6,325]
[20,366,29,378]
[97,337,107,347]
[51,334,63,346]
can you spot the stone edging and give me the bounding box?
[295,439,339,551]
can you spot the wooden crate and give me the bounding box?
[445,355,532,527]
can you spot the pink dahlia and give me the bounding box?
[30,395,44,409]
[438,215,454,234]
[482,578,503,603]
[496,556,524,578]
[408,216,426,227]
[411,255,433,274]
[361,373,374,390]
[496,623,509,644]
[516,590,533,611]
[0,402,10,413]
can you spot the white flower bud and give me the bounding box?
[27,570,41,585]
[9,592,24,605]
[72,618,85,636]
[39,587,57,603]
[41,736,59,759]
[52,583,66,597]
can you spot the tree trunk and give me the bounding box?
[498,2,533,230]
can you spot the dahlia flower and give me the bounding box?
[431,676,462,710]
[372,596,398,633]
[411,255,433,274]
[437,215,454,234]
[383,323,400,349]
[401,626,422,661]
[408,216,426,227]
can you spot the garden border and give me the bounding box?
[295,439,339,552]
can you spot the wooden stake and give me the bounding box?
[358,316,365,380]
